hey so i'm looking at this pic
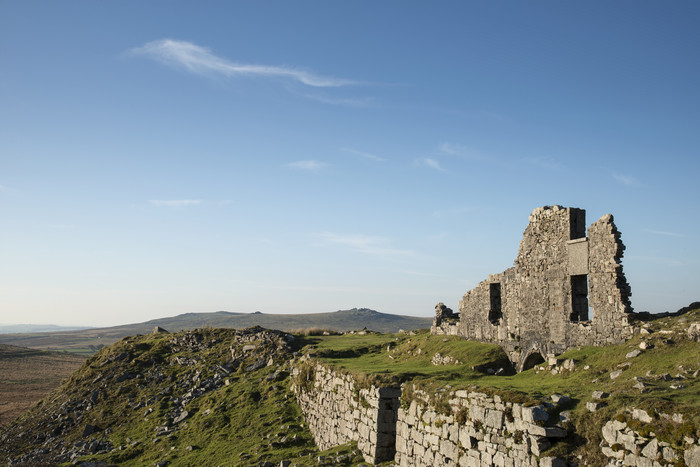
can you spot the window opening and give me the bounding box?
[569,209,586,240]
[489,283,502,324]
[570,274,589,321]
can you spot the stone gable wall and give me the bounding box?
[433,206,634,371]
[291,362,400,464]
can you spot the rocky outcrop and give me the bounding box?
[0,327,298,466]
[600,408,699,466]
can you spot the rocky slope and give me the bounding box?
[0,326,362,466]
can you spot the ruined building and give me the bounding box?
[432,205,634,371]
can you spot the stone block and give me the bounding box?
[521,406,549,423]
[550,394,571,405]
[539,457,567,467]
[685,445,700,467]
[527,424,567,438]
[485,409,505,429]
[529,435,551,457]
[633,408,653,423]
[662,446,677,462]
[440,439,459,461]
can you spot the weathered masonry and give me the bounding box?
[432,206,634,371]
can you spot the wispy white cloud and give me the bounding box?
[438,142,482,160]
[439,142,463,156]
[421,158,445,172]
[286,160,329,171]
[317,232,413,256]
[340,147,385,162]
[612,172,636,186]
[131,39,356,88]
[643,228,685,238]
[525,156,564,171]
[149,199,203,207]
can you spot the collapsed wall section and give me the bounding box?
[291,362,400,464]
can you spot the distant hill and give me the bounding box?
[0,308,432,354]
[0,324,92,334]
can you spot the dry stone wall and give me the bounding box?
[600,407,700,467]
[291,362,400,464]
[395,386,568,467]
[292,362,697,466]
[433,206,635,371]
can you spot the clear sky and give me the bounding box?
[1,1,698,326]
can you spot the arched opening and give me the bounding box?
[521,351,545,371]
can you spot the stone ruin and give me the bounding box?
[432,205,634,372]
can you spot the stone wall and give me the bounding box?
[433,206,635,371]
[291,362,400,464]
[292,362,699,466]
[395,386,568,467]
[600,408,700,466]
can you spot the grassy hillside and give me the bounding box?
[298,308,700,463]
[0,308,432,355]
[0,327,364,466]
[1,307,697,466]
[0,345,85,427]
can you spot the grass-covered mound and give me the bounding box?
[0,327,364,466]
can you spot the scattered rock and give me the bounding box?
[551,394,571,405]
[592,391,609,400]
[173,411,188,424]
[587,401,605,412]
[632,408,653,423]
[626,349,642,359]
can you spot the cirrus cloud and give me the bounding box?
[131,39,356,88]
[316,232,413,256]
[285,160,329,171]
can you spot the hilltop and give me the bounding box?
[0,308,432,355]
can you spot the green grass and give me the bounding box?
[1,328,365,466]
[299,310,700,463]
[3,309,698,466]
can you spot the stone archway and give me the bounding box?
[520,350,545,372]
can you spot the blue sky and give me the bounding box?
[1,1,698,326]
